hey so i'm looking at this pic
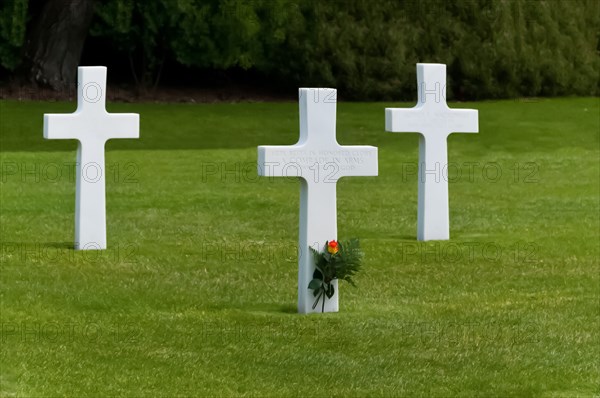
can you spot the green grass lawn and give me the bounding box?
[0,97,598,397]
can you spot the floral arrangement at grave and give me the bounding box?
[308,239,363,312]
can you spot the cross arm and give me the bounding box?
[385,107,478,136]
[104,113,140,139]
[43,113,82,140]
[258,145,304,178]
[43,112,139,141]
[336,145,378,179]
[385,106,425,133]
[445,109,478,134]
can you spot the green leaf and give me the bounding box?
[308,279,322,290]
[326,283,335,299]
[313,268,323,280]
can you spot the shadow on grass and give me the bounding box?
[278,304,297,314]
[1,241,73,249]
[43,241,74,249]
[203,302,298,315]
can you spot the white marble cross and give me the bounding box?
[385,63,478,241]
[258,88,378,313]
[44,66,139,250]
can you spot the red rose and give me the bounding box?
[327,240,339,254]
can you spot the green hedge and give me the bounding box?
[0,0,27,72]
[1,0,598,99]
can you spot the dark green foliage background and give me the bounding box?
[1,0,598,99]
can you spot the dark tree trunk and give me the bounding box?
[20,0,95,90]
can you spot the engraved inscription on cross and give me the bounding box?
[44,66,139,250]
[385,63,478,241]
[258,88,378,313]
